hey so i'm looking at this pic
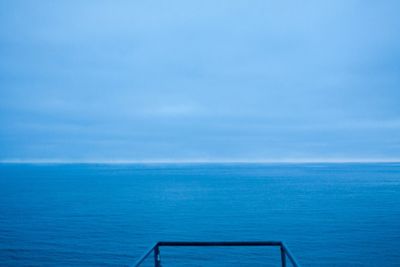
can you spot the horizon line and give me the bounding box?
[1,158,400,164]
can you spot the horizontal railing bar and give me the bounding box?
[132,244,156,267]
[157,241,283,247]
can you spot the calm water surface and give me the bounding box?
[0,163,399,266]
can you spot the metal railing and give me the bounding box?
[133,241,301,267]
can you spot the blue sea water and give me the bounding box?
[0,163,399,266]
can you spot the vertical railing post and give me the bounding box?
[154,245,161,267]
[280,245,286,267]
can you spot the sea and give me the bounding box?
[0,163,399,266]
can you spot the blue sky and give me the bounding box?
[1,0,400,162]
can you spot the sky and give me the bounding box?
[1,0,400,162]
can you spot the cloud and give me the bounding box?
[1,0,400,161]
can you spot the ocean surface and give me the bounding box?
[0,163,399,266]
